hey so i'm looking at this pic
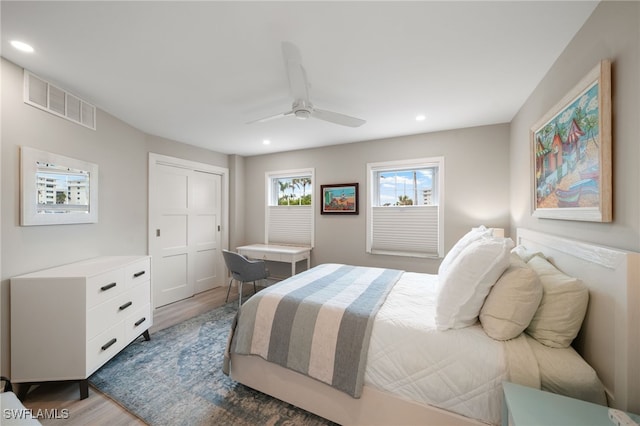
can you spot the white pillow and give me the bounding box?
[480,253,543,340]
[525,256,589,348]
[436,237,514,330]
[438,226,492,275]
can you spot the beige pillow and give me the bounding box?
[511,245,545,263]
[525,256,589,348]
[480,254,543,340]
[526,336,607,405]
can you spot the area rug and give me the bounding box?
[89,303,334,426]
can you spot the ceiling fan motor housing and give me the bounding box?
[292,100,313,119]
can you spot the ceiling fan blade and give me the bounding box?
[246,110,293,124]
[282,42,309,102]
[311,108,366,128]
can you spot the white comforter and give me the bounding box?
[365,272,539,425]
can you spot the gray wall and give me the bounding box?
[510,1,640,251]
[0,57,228,375]
[243,124,511,275]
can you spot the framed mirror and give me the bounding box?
[21,146,98,226]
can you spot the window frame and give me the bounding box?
[366,157,444,258]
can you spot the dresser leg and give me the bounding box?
[142,330,151,341]
[16,383,32,401]
[79,379,89,399]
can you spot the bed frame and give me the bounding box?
[229,228,639,424]
[516,228,639,413]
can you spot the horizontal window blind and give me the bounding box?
[370,205,439,257]
[267,205,313,246]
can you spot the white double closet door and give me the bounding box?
[149,153,227,308]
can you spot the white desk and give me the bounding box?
[502,382,640,426]
[237,244,311,277]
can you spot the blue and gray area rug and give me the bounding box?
[89,303,334,426]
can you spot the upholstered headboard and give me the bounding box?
[517,228,640,413]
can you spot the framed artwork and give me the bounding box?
[531,59,611,222]
[320,183,359,215]
[21,146,99,226]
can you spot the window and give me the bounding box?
[268,175,313,206]
[265,168,315,247]
[366,157,444,258]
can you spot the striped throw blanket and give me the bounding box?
[224,263,403,397]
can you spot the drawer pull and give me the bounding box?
[100,282,117,291]
[133,270,146,278]
[119,301,133,311]
[134,317,146,327]
[101,338,117,351]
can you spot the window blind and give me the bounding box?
[369,205,439,257]
[267,205,313,246]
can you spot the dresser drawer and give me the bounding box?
[125,303,152,341]
[86,268,125,308]
[86,321,125,375]
[87,280,151,340]
[87,296,120,340]
[125,258,150,288]
[113,280,151,329]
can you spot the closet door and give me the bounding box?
[149,154,227,308]
[191,170,222,294]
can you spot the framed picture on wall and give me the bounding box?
[320,183,359,215]
[531,59,612,222]
[21,146,99,226]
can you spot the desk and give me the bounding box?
[237,244,311,277]
[502,382,640,426]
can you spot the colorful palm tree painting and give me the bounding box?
[534,81,600,210]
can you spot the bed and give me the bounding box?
[224,228,640,425]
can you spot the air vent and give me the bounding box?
[23,70,96,130]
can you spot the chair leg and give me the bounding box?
[225,277,234,303]
[238,281,243,308]
[253,281,257,295]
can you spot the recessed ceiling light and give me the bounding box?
[415,114,426,121]
[10,40,34,53]
[262,139,271,145]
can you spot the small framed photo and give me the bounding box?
[320,183,359,215]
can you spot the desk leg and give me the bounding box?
[307,257,310,271]
[291,261,296,276]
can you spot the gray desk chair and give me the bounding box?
[222,249,269,307]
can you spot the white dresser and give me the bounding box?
[10,256,152,400]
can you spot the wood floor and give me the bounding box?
[19,285,250,426]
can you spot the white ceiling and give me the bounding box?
[1,1,599,156]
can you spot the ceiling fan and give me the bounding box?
[248,42,366,128]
